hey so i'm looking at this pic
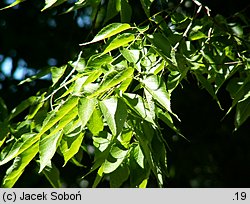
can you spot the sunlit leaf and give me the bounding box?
[1,142,39,187]
[103,33,135,54]
[60,132,84,166]
[87,108,104,136]
[0,0,26,10]
[99,97,127,136]
[80,23,131,46]
[78,97,97,128]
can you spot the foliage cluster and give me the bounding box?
[0,0,249,187]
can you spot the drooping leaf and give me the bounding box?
[103,33,135,55]
[103,0,121,24]
[120,0,132,23]
[0,0,26,10]
[110,164,130,187]
[140,0,154,17]
[60,132,84,166]
[102,144,128,173]
[9,96,37,121]
[0,121,8,148]
[235,92,250,130]
[39,131,63,172]
[41,0,67,11]
[78,97,97,128]
[1,142,39,187]
[87,108,104,136]
[99,97,127,136]
[142,75,177,118]
[122,93,155,124]
[0,133,36,166]
[88,67,134,98]
[42,161,62,188]
[80,23,131,46]
[51,65,67,86]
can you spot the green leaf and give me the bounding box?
[86,54,113,69]
[9,96,37,121]
[0,121,8,148]
[80,23,131,46]
[0,133,36,166]
[122,93,155,124]
[102,144,128,173]
[147,33,171,58]
[99,97,127,136]
[78,97,97,128]
[0,0,26,10]
[103,33,135,55]
[1,142,39,188]
[110,164,130,187]
[235,92,250,130]
[51,65,67,86]
[194,71,222,109]
[142,75,176,117]
[41,0,67,11]
[42,161,62,188]
[120,0,132,23]
[189,31,207,41]
[88,67,134,98]
[133,144,144,168]
[120,48,140,64]
[87,108,104,136]
[140,0,154,17]
[60,132,84,166]
[39,131,63,172]
[103,0,121,24]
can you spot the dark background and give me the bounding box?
[0,0,250,187]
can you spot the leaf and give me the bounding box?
[60,132,84,166]
[39,131,63,172]
[0,133,36,166]
[120,0,132,23]
[0,0,26,10]
[140,0,154,17]
[103,33,135,55]
[1,142,39,188]
[189,31,207,41]
[80,23,131,46]
[41,0,67,11]
[103,0,121,24]
[86,54,113,69]
[133,144,144,168]
[78,97,97,128]
[51,65,67,86]
[146,32,171,58]
[194,71,222,109]
[9,96,37,120]
[142,75,177,118]
[87,108,104,136]
[0,121,8,148]
[122,93,155,124]
[110,164,130,187]
[102,144,128,173]
[235,92,250,130]
[120,48,140,64]
[88,67,134,98]
[99,97,127,136]
[42,161,62,188]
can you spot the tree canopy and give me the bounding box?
[0,0,250,188]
